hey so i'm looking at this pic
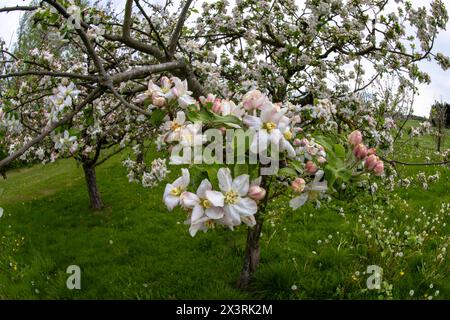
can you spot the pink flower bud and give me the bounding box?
[305,160,318,174]
[365,154,379,170]
[317,156,327,164]
[348,130,363,146]
[152,96,166,107]
[242,90,267,110]
[211,99,223,113]
[292,177,306,193]
[353,143,368,160]
[373,161,384,176]
[293,138,302,146]
[368,148,377,156]
[248,186,266,201]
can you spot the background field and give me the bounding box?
[0,121,448,299]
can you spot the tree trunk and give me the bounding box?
[82,163,103,211]
[136,139,145,165]
[437,122,442,152]
[237,214,264,289]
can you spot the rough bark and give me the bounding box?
[237,214,265,289]
[82,162,103,211]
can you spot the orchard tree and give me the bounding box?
[0,0,449,287]
[430,100,448,152]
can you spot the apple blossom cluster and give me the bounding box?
[164,168,263,236]
[348,130,384,176]
[134,76,196,109]
[410,122,432,137]
[47,81,81,124]
[122,157,170,188]
[127,76,387,237]
[0,108,22,135]
[53,130,78,154]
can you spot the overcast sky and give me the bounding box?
[1,0,449,117]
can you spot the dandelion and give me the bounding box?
[409,290,414,296]
[291,284,298,291]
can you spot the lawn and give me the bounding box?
[0,122,448,299]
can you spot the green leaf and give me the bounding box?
[333,144,346,159]
[150,109,167,126]
[186,108,212,123]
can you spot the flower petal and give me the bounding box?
[205,190,224,207]
[189,217,209,237]
[205,207,224,219]
[232,174,250,196]
[243,115,263,129]
[164,194,180,211]
[191,204,205,222]
[233,197,257,216]
[197,179,212,199]
[224,205,241,224]
[176,111,186,124]
[289,193,308,210]
[180,192,199,209]
[218,167,232,192]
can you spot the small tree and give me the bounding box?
[430,101,449,152]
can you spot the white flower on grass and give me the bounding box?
[289,170,328,210]
[215,168,257,225]
[163,168,190,211]
[0,207,3,218]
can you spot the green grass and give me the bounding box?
[0,123,448,299]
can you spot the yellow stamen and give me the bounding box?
[201,199,212,209]
[263,122,277,133]
[170,122,181,131]
[224,190,238,204]
[170,187,182,196]
[283,130,292,140]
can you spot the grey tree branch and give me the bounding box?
[0,6,39,13]
[168,0,194,56]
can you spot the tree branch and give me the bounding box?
[0,6,39,13]
[168,0,193,56]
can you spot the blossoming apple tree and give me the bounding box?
[0,0,449,287]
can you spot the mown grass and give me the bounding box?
[0,122,448,299]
